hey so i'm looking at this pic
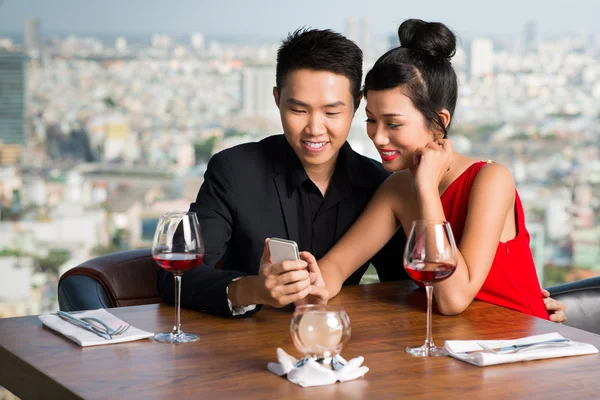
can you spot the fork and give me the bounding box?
[80,317,130,336]
[477,338,572,354]
[56,311,112,340]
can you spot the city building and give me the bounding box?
[0,51,27,146]
[470,38,494,80]
[115,37,128,53]
[240,65,277,118]
[545,195,572,240]
[191,32,205,51]
[0,257,39,318]
[524,20,537,51]
[24,17,41,53]
[344,17,359,45]
[572,226,600,270]
[0,144,22,165]
[359,17,371,60]
[388,34,398,50]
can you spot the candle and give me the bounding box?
[297,312,344,358]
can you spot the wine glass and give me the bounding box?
[152,211,205,344]
[403,220,458,357]
[290,304,351,370]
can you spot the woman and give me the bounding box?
[300,19,565,321]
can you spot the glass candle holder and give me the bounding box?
[290,304,351,370]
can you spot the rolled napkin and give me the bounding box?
[267,348,369,387]
[39,308,154,347]
[445,332,598,367]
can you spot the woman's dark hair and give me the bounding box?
[276,28,363,109]
[363,19,458,137]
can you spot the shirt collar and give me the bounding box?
[276,137,369,198]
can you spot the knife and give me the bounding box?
[56,311,112,340]
[475,338,572,353]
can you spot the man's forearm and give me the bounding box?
[228,275,263,307]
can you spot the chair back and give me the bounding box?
[547,276,600,335]
[59,249,160,311]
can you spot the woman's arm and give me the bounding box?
[318,176,404,298]
[419,162,516,315]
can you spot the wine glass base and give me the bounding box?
[405,344,447,357]
[154,332,200,344]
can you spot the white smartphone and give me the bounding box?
[268,238,300,264]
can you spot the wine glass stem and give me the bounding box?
[424,284,434,351]
[173,274,183,336]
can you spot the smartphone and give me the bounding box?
[268,238,300,264]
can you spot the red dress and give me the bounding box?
[440,161,549,319]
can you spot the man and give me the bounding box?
[157,28,409,317]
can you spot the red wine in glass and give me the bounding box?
[405,262,457,285]
[153,253,204,274]
[152,211,205,344]
[403,220,458,357]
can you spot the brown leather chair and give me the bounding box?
[58,249,160,311]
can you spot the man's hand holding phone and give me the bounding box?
[228,238,328,308]
[250,238,312,308]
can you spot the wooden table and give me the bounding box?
[1,281,600,399]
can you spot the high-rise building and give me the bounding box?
[545,196,572,240]
[344,17,373,58]
[344,17,359,46]
[0,51,27,146]
[25,17,41,52]
[103,116,132,161]
[115,37,128,53]
[240,66,276,117]
[191,33,205,51]
[359,17,371,59]
[527,222,545,285]
[469,38,494,80]
[524,20,537,51]
[388,34,398,50]
[572,226,600,270]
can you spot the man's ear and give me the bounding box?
[438,109,451,128]
[353,93,363,113]
[273,86,280,108]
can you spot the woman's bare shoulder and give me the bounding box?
[381,170,414,194]
[469,161,516,205]
[476,161,515,187]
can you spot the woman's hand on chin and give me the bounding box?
[412,138,453,193]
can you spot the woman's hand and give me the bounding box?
[542,289,567,323]
[294,251,329,306]
[412,138,453,194]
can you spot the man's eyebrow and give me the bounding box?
[285,99,346,108]
[323,101,346,108]
[286,98,310,107]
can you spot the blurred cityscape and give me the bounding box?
[1,15,600,323]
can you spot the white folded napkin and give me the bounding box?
[39,308,154,347]
[445,332,598,367]
[267,348,369,387]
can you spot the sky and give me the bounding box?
[0,0,599,40]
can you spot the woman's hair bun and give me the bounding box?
[397,19,456,59]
